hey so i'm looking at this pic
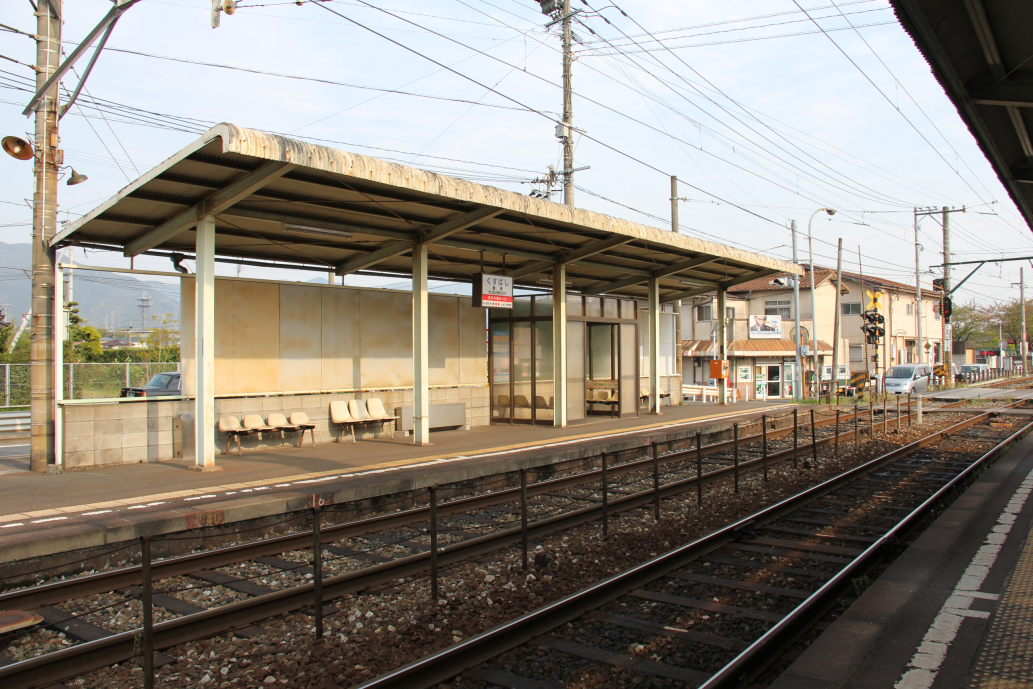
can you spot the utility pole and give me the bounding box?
[791,220,803,401]
[914,208,923,365]
[832,238,843,394]
[942,206,951,384]
[671,176,678,233]
[1022,267,1028,373]
[29,0,62,473]
[560,0,574,206]
[808,227,819,397]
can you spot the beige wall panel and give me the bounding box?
[321,287,362,390]
[429,296,460,386]
[216,280,280,394]
[360,290,413,389]
[181,277,196,396]
[460,304,488,384]
[280,284,323,392]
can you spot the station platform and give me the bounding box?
[771,423,1033,688]
[925,387,1033,402]
[0,399,790,566]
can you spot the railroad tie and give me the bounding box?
[465,668,561,689]
[666,572,811,599]
[740,536,864,557]
[34,606,175,665]
[704,556,832,580]
[583,611,748,652]
[535,635,712,683]
[628,589,784,622]
[760,525,880,545]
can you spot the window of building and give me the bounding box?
[765,300,791,319]
[849,344,863,361]
[696,304,711,321]
[841,302,862,315]
[906,303,914,315]
[934,307,940,321]
[726,307,736,320]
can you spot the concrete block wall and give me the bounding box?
[61,385,490,469]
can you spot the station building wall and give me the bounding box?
[61,278,490,469]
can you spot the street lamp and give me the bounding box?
[808,207,836,398]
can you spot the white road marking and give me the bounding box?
[894,472,1033,689]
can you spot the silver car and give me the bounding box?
[884,364,932,394]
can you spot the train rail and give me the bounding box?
[0,401,1015,688]
[351,410,1032,689]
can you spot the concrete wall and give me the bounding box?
[181,277,487,396]
[61,385,491,469]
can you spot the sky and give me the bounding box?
[1,0,1031,319]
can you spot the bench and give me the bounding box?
[682,385,738,403]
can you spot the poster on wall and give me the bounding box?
[738,365,750,382]
[473,273,513,309]
[749,314,783,339]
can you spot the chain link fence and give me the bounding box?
[0,362,180,407]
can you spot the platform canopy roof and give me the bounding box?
[52,124,801,302]
[890,0,1033,232]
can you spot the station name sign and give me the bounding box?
[473,273,513,309]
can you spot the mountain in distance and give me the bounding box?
[0,242,180,331]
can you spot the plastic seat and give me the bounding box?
[513,394,532,408]
[218,416,254,455]
[242,414,276,440]
[535,395,553,409]
[329,400,358,443]
[267,412,302,446]
[362,398,398,438]
[289,411,317,447]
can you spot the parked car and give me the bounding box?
[121,372,181,398]
[884,364,933,395]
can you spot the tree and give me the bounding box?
[949,299,985,341]
[63,302,102,362]
[145,313,180,362]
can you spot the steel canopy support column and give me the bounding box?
[717,287,728,405]
[413,243,430,444]
[552,264,567,427]
[192,216,217,471]
[649,277,661,414]
[53,260,64,470]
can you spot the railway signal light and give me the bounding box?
[941,296,953,323]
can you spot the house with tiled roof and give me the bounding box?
[680,265,944,399]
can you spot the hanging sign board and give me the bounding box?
[473,273,513,309]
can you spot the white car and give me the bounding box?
[884,364,933,394]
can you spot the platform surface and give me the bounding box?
[0,400,792,561]
[770,423,1033,689]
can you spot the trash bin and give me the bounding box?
[172,413,195,460]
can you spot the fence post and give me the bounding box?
[67,362,73,400]
[696,432,703,506]
[141,535,153,689]
[869,401,874,440]
[429,485,438,602]
[126,362,130,388]
[908,393,912,425]
[652,443,660,521]
[312,505,323,639]
[810,409,817,465]
[762,415,768,482]
[520,469,528,571]
[4,364,8,407]
[854,405,859,453]
[793,408,799,470]
[835,408,840,458]
[733,423,739,494]
[601,453,609,539]
[896,396,900,434]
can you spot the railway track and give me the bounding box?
[0,401,1011,688]
[351,410,1032,689]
